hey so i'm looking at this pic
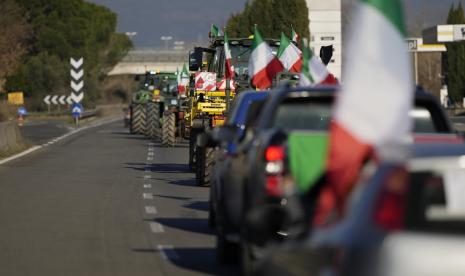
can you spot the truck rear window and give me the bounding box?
[273,102,332,131]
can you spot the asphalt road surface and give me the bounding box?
[0,120,235,276]
[20,120,73,145]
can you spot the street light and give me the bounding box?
[160,36,173,50]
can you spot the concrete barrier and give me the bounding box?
[0,121,26,157]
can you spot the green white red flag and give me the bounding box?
[177,64,189,94]
[314,0,413,225]
[211,24,220,39]
[291,28,299,43]
[277,32,302,73]
[299,39,331,86]
[224,32,235,80]
[248,26,283,90]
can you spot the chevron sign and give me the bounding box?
[70,57,84,103]
[43,94,74,105]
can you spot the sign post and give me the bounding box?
[71,102,83,127]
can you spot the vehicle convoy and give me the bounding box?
[129,71,186,146]
[188,36,281,186]
[209,85,458,275]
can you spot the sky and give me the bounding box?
[89,0,455,48]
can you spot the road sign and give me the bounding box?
[406,38,418,52]
[17,107,27,116]
[44,94,74,106]
[70,57,84,103]
[8,92,24,105]
[71,102,83,118]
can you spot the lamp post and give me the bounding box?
[160,36,173,50]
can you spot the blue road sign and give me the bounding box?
[71,103,83,118]
[17,107,27,116]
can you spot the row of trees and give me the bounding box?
[1,0,133,110]
[226,0,310,39]
[446,3,465,103]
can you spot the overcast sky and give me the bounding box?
[88,0,454,48]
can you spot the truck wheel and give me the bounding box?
[162,112,176,147]
[196,147,215,187]
[147,102,161,141]
[131,103,146,135]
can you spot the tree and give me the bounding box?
[0,0,31,93]
[4,0,132,110]
[446,3,465,103]
[226,0,310,39]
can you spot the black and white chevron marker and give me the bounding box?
[70,57,84,103]
[43,95,74,105]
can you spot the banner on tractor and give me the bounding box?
[195,72,217,92]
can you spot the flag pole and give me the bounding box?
[224,27,231,111]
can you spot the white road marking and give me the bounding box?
[147,151,154,156]
[147,157,153,161]
[148,142,155,146]
[145,206,158,214]
[143,184,152,189]
[144,175,152,179]
[157,245,179,260]
[143,193,153,200]
[149,222,164,233]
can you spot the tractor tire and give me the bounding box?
[189,129,201,172]
[162,112,176,147]
[130,103,146,135]
[196,146,215,187]
[147,102,161,141]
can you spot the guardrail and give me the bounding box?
[28,109,97,119]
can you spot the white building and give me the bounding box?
[306,0,342,79]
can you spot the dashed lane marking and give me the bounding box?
[149,222,164,233]
[148,151,154,156]
[157,245,179,260]
[147,157,153,161]
[145,206,158,214]
[143,193,153,200]
[144,175,152,179]
[144,184,152,189]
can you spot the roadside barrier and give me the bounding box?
[0,121,25,156]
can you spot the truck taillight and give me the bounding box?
[264,146,286,196]
[373,167,409,231]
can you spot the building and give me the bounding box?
[306,0,342,79]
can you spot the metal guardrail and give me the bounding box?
[28,109,97,119]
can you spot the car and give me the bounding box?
[238,85,458,275]
[253,141,465,276]
[207,91,269,264]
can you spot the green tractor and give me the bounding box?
[140,72,188,147]
[129,72,156,134]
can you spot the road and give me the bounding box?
[0,120,235,276]
[20,120,73,145]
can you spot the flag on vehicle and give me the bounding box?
[277,32,302,73]
[291,28,299,43]
[314,0,413,225]
[178,64,189,95]
[211,24,220,39]
[248,26,284,90]
[224,32,235,80]
[299,39,332,86]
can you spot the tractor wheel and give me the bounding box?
[147,102,161,141]
[189,129,200,172]
[196,146,215,187]
[130,103,146,135]
[162,112,176,147]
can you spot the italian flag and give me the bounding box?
[299,39,331,86]
[224,32,235,79]
[211,24,220,39]
[178,64,189,95]
[248,27,284,90]
[277,32,302,73]
[314,0,413,225]
[291,28,299,43]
